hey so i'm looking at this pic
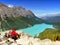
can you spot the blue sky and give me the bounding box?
[0,0,60,17]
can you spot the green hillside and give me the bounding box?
[38,28,60,41]
[1,16,42,30]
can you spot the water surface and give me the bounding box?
[17,23,53,37]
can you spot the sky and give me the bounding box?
[0,0,60,17]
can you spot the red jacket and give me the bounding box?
[11,30,18,37]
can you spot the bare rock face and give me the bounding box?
[0,3,35,20]
[12,7,35,18]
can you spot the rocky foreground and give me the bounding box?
[0,31,60,45]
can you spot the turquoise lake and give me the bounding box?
[17,23,53,37]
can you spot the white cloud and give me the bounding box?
[7,4,14,8]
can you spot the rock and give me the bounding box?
[10,43,17,45]
[1,31,60,45]
[8,38,14,42]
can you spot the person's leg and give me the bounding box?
[14,36,17,40]
[12,35,17,40]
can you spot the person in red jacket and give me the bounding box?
[10,29,19,40]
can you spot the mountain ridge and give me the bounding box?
[40,14,60,23]
[0,3,36,18]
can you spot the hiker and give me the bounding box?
[10,29,19,41]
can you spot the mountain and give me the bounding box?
[40,14,60,24]
[0,3,42,30]
[0,3,36,18]
[40,14,60,29]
